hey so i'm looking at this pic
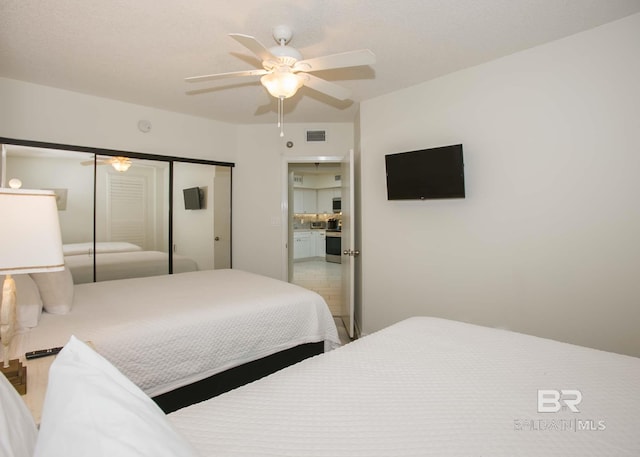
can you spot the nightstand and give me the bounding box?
[21,354,56,425]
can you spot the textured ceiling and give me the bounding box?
[1,0,639,125]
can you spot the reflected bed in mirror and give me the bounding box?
[1,139,233,283]
[64,248,199,284]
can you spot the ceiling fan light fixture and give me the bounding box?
[111,157,132,172]
[260,69,304,99]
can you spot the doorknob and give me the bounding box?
[343,249,361,257]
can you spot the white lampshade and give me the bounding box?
[0,189,64,275]
[261,68,304,99]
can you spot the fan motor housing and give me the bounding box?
[268,45,302,65]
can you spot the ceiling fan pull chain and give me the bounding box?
[279,96,285,137]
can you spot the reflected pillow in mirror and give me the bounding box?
[30,267,74,315]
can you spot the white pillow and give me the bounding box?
[33,336,199,457]
[0,274,43,329]
[0,366,38,457]
[30,266,74,314]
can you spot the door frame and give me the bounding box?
[280,155,345,282]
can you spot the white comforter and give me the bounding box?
[15,269,340,396]
[169,317,640,456]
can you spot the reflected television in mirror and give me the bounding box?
[183,187,203,210]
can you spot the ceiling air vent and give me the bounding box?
[306,130,327,142]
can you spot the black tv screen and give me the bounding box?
[183,187,202,210]
[385,144,465,200]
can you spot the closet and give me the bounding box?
[0,138,233,284]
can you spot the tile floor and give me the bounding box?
[292,259,343,316]
[334,317,351,345]
[292,259,352,345]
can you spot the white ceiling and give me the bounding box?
[2,1,639,125]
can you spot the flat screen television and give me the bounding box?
[183,187,202,210]
[385,144,465,200]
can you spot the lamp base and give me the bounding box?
[1,359,27,395]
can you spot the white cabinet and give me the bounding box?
[293,189,304,213]
[317,189,333,214]
[293,189,317,214]
[302,189,316,214]
[294,230,325,259]
[312,231,326,257]
[293,231,312,259]
[317,188,341,214]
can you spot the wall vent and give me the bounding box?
[306,130,327,142]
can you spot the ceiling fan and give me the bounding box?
[81,156,132,172]
[185,25,376,136]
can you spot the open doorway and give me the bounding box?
[288,161,343,316]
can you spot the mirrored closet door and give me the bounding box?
[1,139,233,284]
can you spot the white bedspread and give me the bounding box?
[63,241,143,256]
[65,250,199,284]
[14,269,340,397]
[169,317,640,456]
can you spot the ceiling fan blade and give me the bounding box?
[301,74,352,101]
[294,49,375,73]
[229,33,276,63]
[185,69,268,83]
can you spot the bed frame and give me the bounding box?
[152,341,324,413]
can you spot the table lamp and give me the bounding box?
[0,188,64,394]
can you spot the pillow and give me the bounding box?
[0,274,43,329]
[33,336,199,457]
[30,266,74,314]
[0,366,38,457]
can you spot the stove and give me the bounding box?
[325,230,341,263]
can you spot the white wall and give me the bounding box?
[233,123,353,279]
[6,154,94,243]
[0,78,236,162]
[359,13,640,356]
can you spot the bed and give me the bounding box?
[11,269,340,416]
[3,316,639,456]
[62,242,199,284]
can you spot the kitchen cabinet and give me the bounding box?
[293,189,304,213]
[293,189,317,214]
[316,189,333,214]
[293,231,312,259]
[312,230,326,257]
[317,188,341,214]
[294,230,325,259]
[302,189,316,213]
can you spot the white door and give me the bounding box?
[341,149,356,338]
[213,166,231,269]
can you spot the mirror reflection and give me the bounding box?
[2,143,231,284]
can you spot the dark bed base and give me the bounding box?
[152,341,324,413]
